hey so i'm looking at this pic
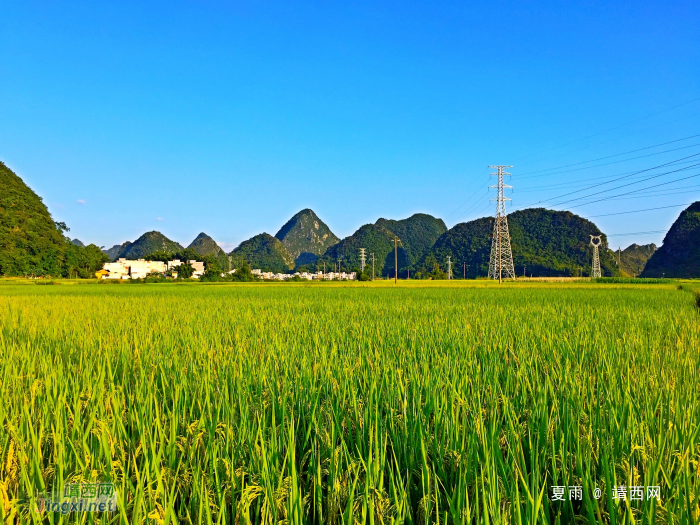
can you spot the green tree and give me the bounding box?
[228,261,259,282]
[199,258,222,282]
[355,266,372,281]
[64,242,109,278]
[176,262,195,279]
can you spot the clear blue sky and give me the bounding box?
[2,1,699,251]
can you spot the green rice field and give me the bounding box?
[1,280,699,524]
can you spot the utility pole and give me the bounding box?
[488,165,516,283]
[590,236,602,278]
[463,262,466,279]
[447,256,452,280]
[394,238,398,283]
[370,253,375,281]
[523,266,526,279]
[618,246,622,276]
[392,237,402,284]
[360,248,366,272]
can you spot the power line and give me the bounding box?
[606,230,667,237]
[524,111,700,169]
[574,188,698,204]
[603,186,700,200]
[566,169,700,209]
[445,176,490,220]
[512,96,700,163]
[451,187,491,224]
[566,182,700,202]
[518,133,700,177]
[515,155,700,210]
[454,199,493,225]
[448,132,700,225]
[588,203,692,218]
[450,141,700,229]
[517,141,700,180]
[551,162,700,208]
[515,158,700,193]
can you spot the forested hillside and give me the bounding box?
[416,218,492,278]
[317,223,398,274]
[230,233,294,273]
[0,161,69,276]
[313,214,446,276]
[416,209,617,278]
[103,242,131,261]
[641,202,700,278]
[618,243,656,276]
[119,231,184,260]
[375,214,447,266]
[188,232,223,257]
[0,161,107,277]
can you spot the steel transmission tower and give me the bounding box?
[590,235,602,278]
[487,165,516,282]
[447,256,452,280]
[359,248,366,272]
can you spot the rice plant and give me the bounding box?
[0,281,698,523]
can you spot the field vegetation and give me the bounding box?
[0,280,698,524]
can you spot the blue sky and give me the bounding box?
[1,1,699,251]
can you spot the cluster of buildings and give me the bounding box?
[96,259,205,279]
[96,260,357,281]
[251,270,357,280]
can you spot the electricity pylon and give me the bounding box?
[447,256,452,280]
[359,248,366,272]
[590,235,602,278]
[487,165,516,283]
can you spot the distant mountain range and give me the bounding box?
[89,206,691,277]
[104,232,222,261]
[3,159,695,278]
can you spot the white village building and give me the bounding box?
[100,259,205,279]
